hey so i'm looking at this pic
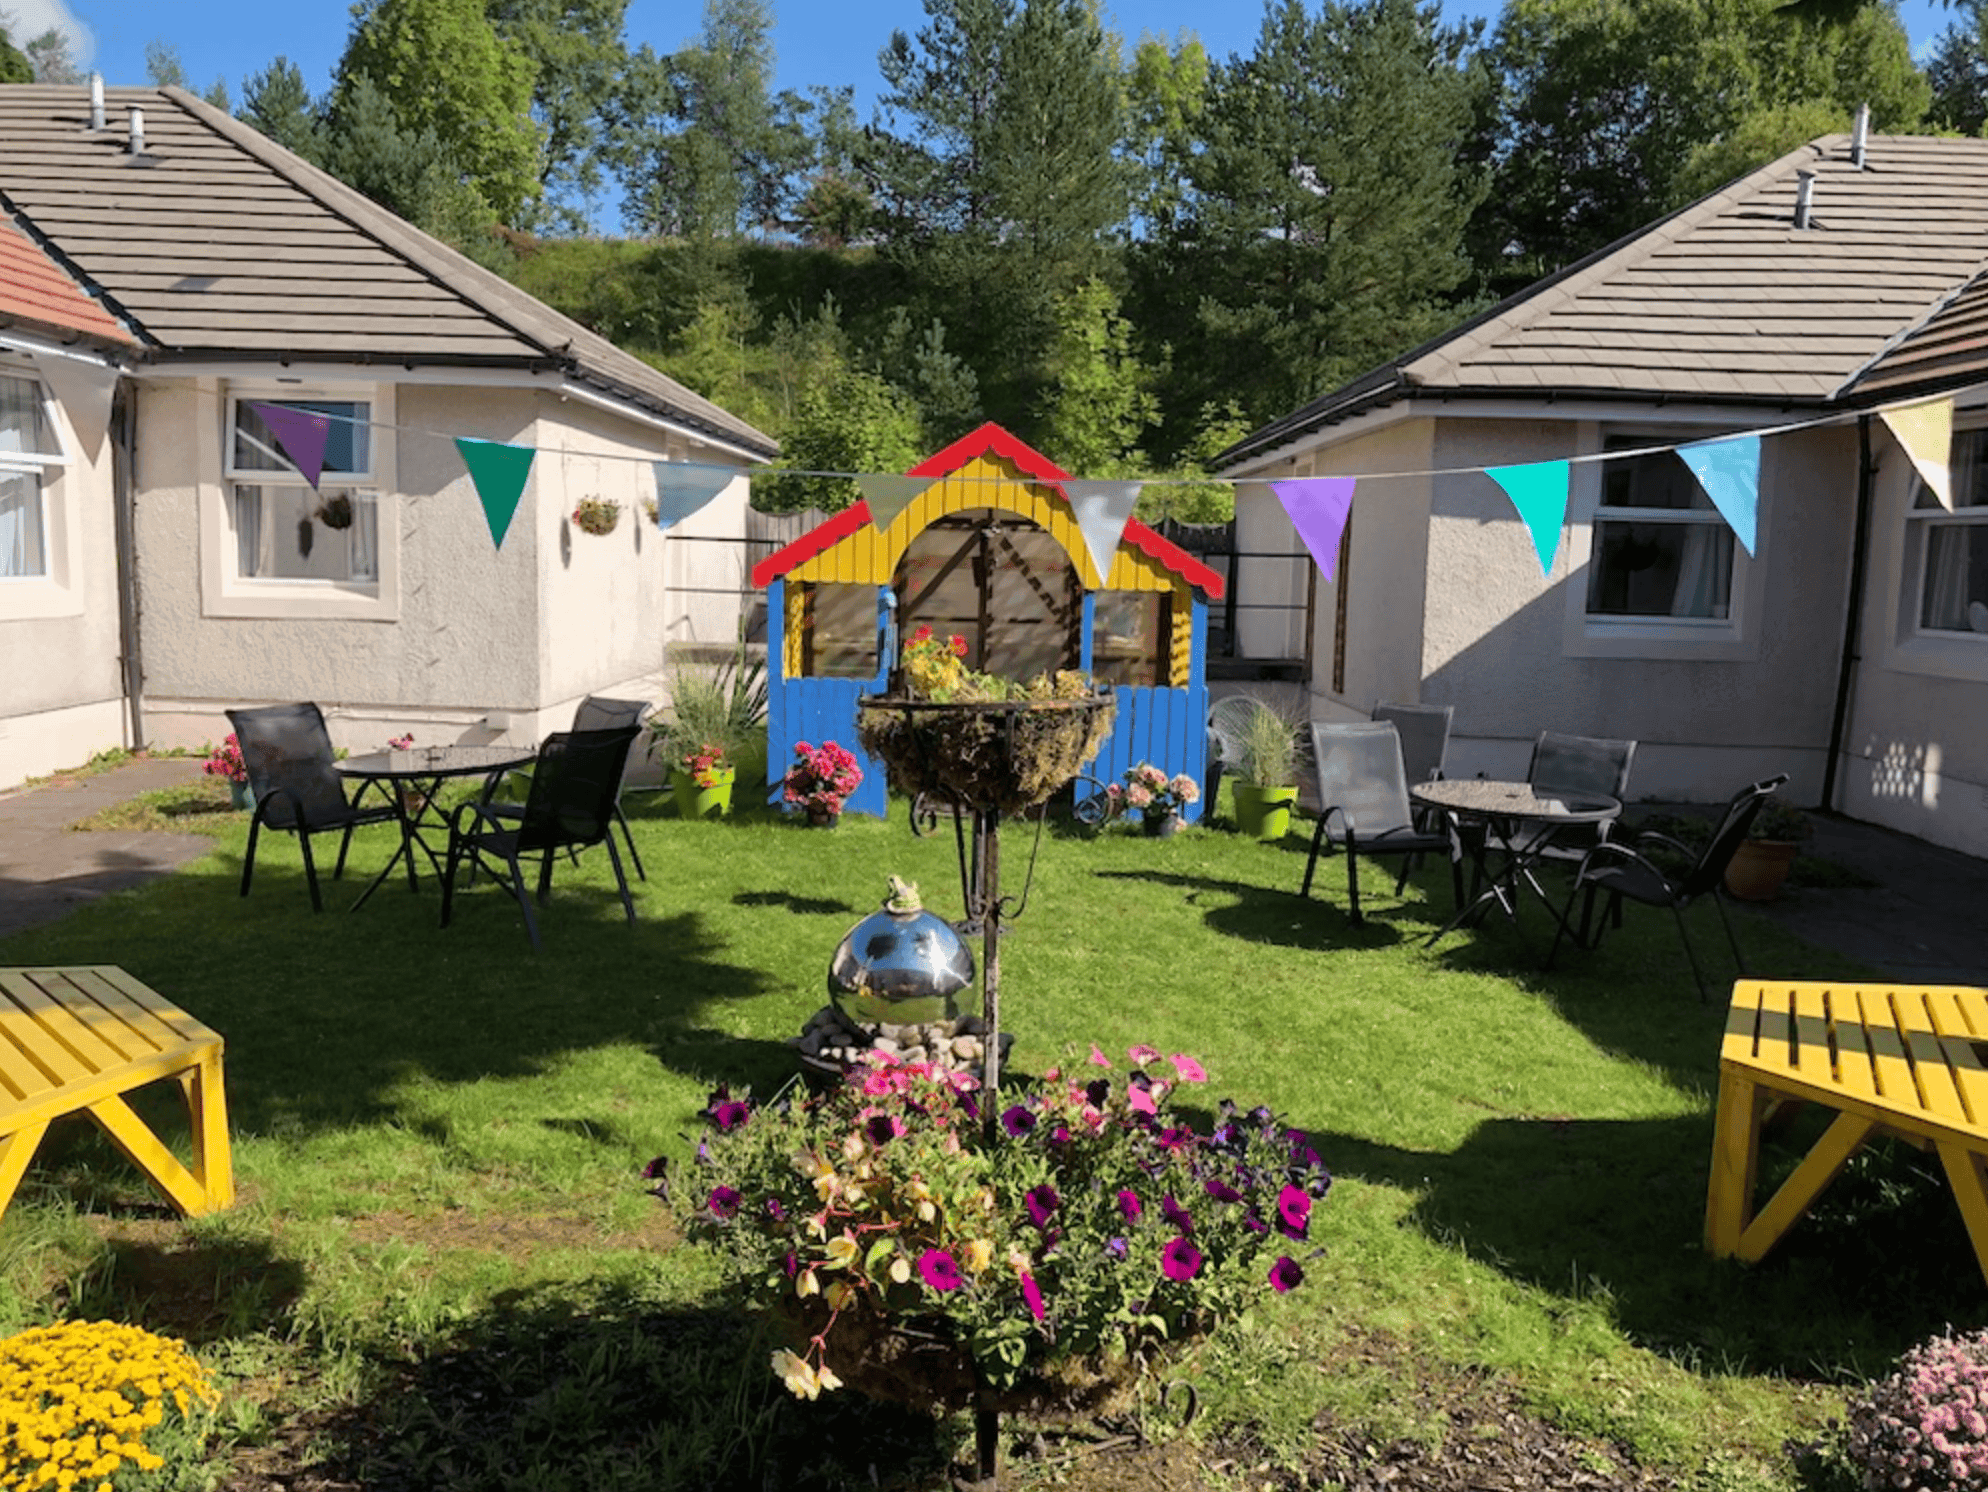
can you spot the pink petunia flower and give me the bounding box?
[918,1249,963,1291]
[1021,1270,1046,1321]
[1127,1084,1157,1116]
[1169,1053,1208,1082]
[1128,1043,1159,1066]
[1269,1255,1304,1292]
[1162,1235,1203,1281]
[1088,1044,1112,1067]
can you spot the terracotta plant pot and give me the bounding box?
[1232,782,1298,841]
[1725,838,1799,901]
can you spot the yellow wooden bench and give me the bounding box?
[0,966,233,1223]
[1708,978,1988,1285]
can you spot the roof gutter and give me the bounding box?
[554,377,777,465]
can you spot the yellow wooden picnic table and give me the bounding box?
[0,966,233,1223]
[1708,978,1988,1285]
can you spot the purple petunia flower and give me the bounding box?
[1117,1189,1143,1222]
[1021,1270,1046,1321]
[1159,1126,1197,1152]
[1269,1255,1305,1293]
[1204,1178,1242,1204]
[1002,1104,1038,1138]
[784,1251,799,1276]
[1085,1078,1111,1108]
[1244,1211,1269,1234]
[1162,1235,1203,1281]
[1049,1124,1073,1146]
[711,1100,751,1132]
[1025,1184,1060,1228]
[865,1112,904,1147]
[1276,1183,1311,1239]
[1106,1236,1129,1260]
[708,1185,741,1219]
[918,1249,964,1291]
[1161,1194,1194,1233]
[642,1155,668,1180]
[765,1196,786,1221]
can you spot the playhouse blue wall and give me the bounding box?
[765,584,1209,823]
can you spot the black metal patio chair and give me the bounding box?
[1521,729,1637,869]
[441,725,642,952]
[486,695,651,881]
[1373,701,1453,886]
[229,702,399,912]
[1300,720,1462,926]
[1546,773,1789,1001]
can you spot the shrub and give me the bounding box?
[1841,1327,1988,1491]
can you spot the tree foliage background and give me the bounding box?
[147,0,1963,508]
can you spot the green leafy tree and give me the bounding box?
[241,57,324,161]
[144,40,230,109]
[1479,0,1928,286]
[320,72,499,255]
[1153,0,1488,430]
[755,364,924,514]
[335,0,542,225]
[486,0,634,231]
[1931,0,1988,135]
[25,27,79,84]
[0,22,31,84]
[1040,277,1157,476]
[876,308,982,447]
[1126,33,1209,239]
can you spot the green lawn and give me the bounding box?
[0,784,1954,1489]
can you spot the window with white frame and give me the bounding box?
[226,395,378,584]
[0,370,66,580]
[1906,427,1988,637]
[1585,439,1736,621]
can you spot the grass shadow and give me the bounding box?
[1093,867,1420,950]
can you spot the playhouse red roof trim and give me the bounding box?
[749,421,1225,598]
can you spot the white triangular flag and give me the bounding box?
[35,355,119,463]
[1063,480,1143,586]
[857,473,932,532]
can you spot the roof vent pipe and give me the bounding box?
[1852,102,1870,168]
[89,73,103,131]
[127,107,144,155]
[1795,169,1816,230]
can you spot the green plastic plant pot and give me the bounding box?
[672,766,735,819]
[1232,783,1298,841]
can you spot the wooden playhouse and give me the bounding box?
[749,423,1225,819]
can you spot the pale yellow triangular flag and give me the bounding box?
[857,473,932,533]
[1881,396,1954,510]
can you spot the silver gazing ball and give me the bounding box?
[829,876,975,1028]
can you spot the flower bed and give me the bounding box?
[664,1044,1326,1420]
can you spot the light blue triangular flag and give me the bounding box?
[857,473,932,532]
[1270,477,1356,582]
[1486,461,1569,575]
[1676,434,1761,555]
[456,437,536,550]
[1064,480,1143,586]
[651,461,735,529]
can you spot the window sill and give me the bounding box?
[1564,618,1756,662]
[0,574,84,621]
[201,578,397,622]
[1883,632,1988,683]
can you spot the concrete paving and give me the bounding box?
[0,756,214,940]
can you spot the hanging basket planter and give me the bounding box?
[855,691,1117,815]
[571,498,622,537]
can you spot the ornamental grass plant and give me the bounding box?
[671,1045,1324,1418]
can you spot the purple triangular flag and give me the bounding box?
[248,401,331,491]
[1270,478,1356,581]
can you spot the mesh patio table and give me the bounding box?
[1412,778,1620,954]
[337,745,534,909]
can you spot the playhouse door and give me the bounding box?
[892,512,1081,681]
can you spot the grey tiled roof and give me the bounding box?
[0,84,776,457]
[1222,133,1988,468]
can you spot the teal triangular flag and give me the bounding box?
[456,437,536,550]
[1486,461,1569,575]
[1063,480,1144,586]
[652,460,735,528]
[857,473,932,532]
[1676,435,1761,555]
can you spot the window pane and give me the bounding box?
[1599,450,1714,511]
[1920,522,1988,632]
[809,583,880,678]
[232,484,378,582]
[1092,592,1166,687]
[0,373,54,458]
[1586,520,1733,618]
[0,469,46,577]
[234,400,369,475]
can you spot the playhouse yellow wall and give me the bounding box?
[784,454,1176,594]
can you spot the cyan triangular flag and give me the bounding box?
[1486,461,1569,575]
[456,437,536,550]
[249,401,331,491]
[857,473,932,532]
[1064,480,1143,585]
[1270,477,1356,582]
[652,461,735,528]
[37,356,118,463]
[1677,434,1761,556]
